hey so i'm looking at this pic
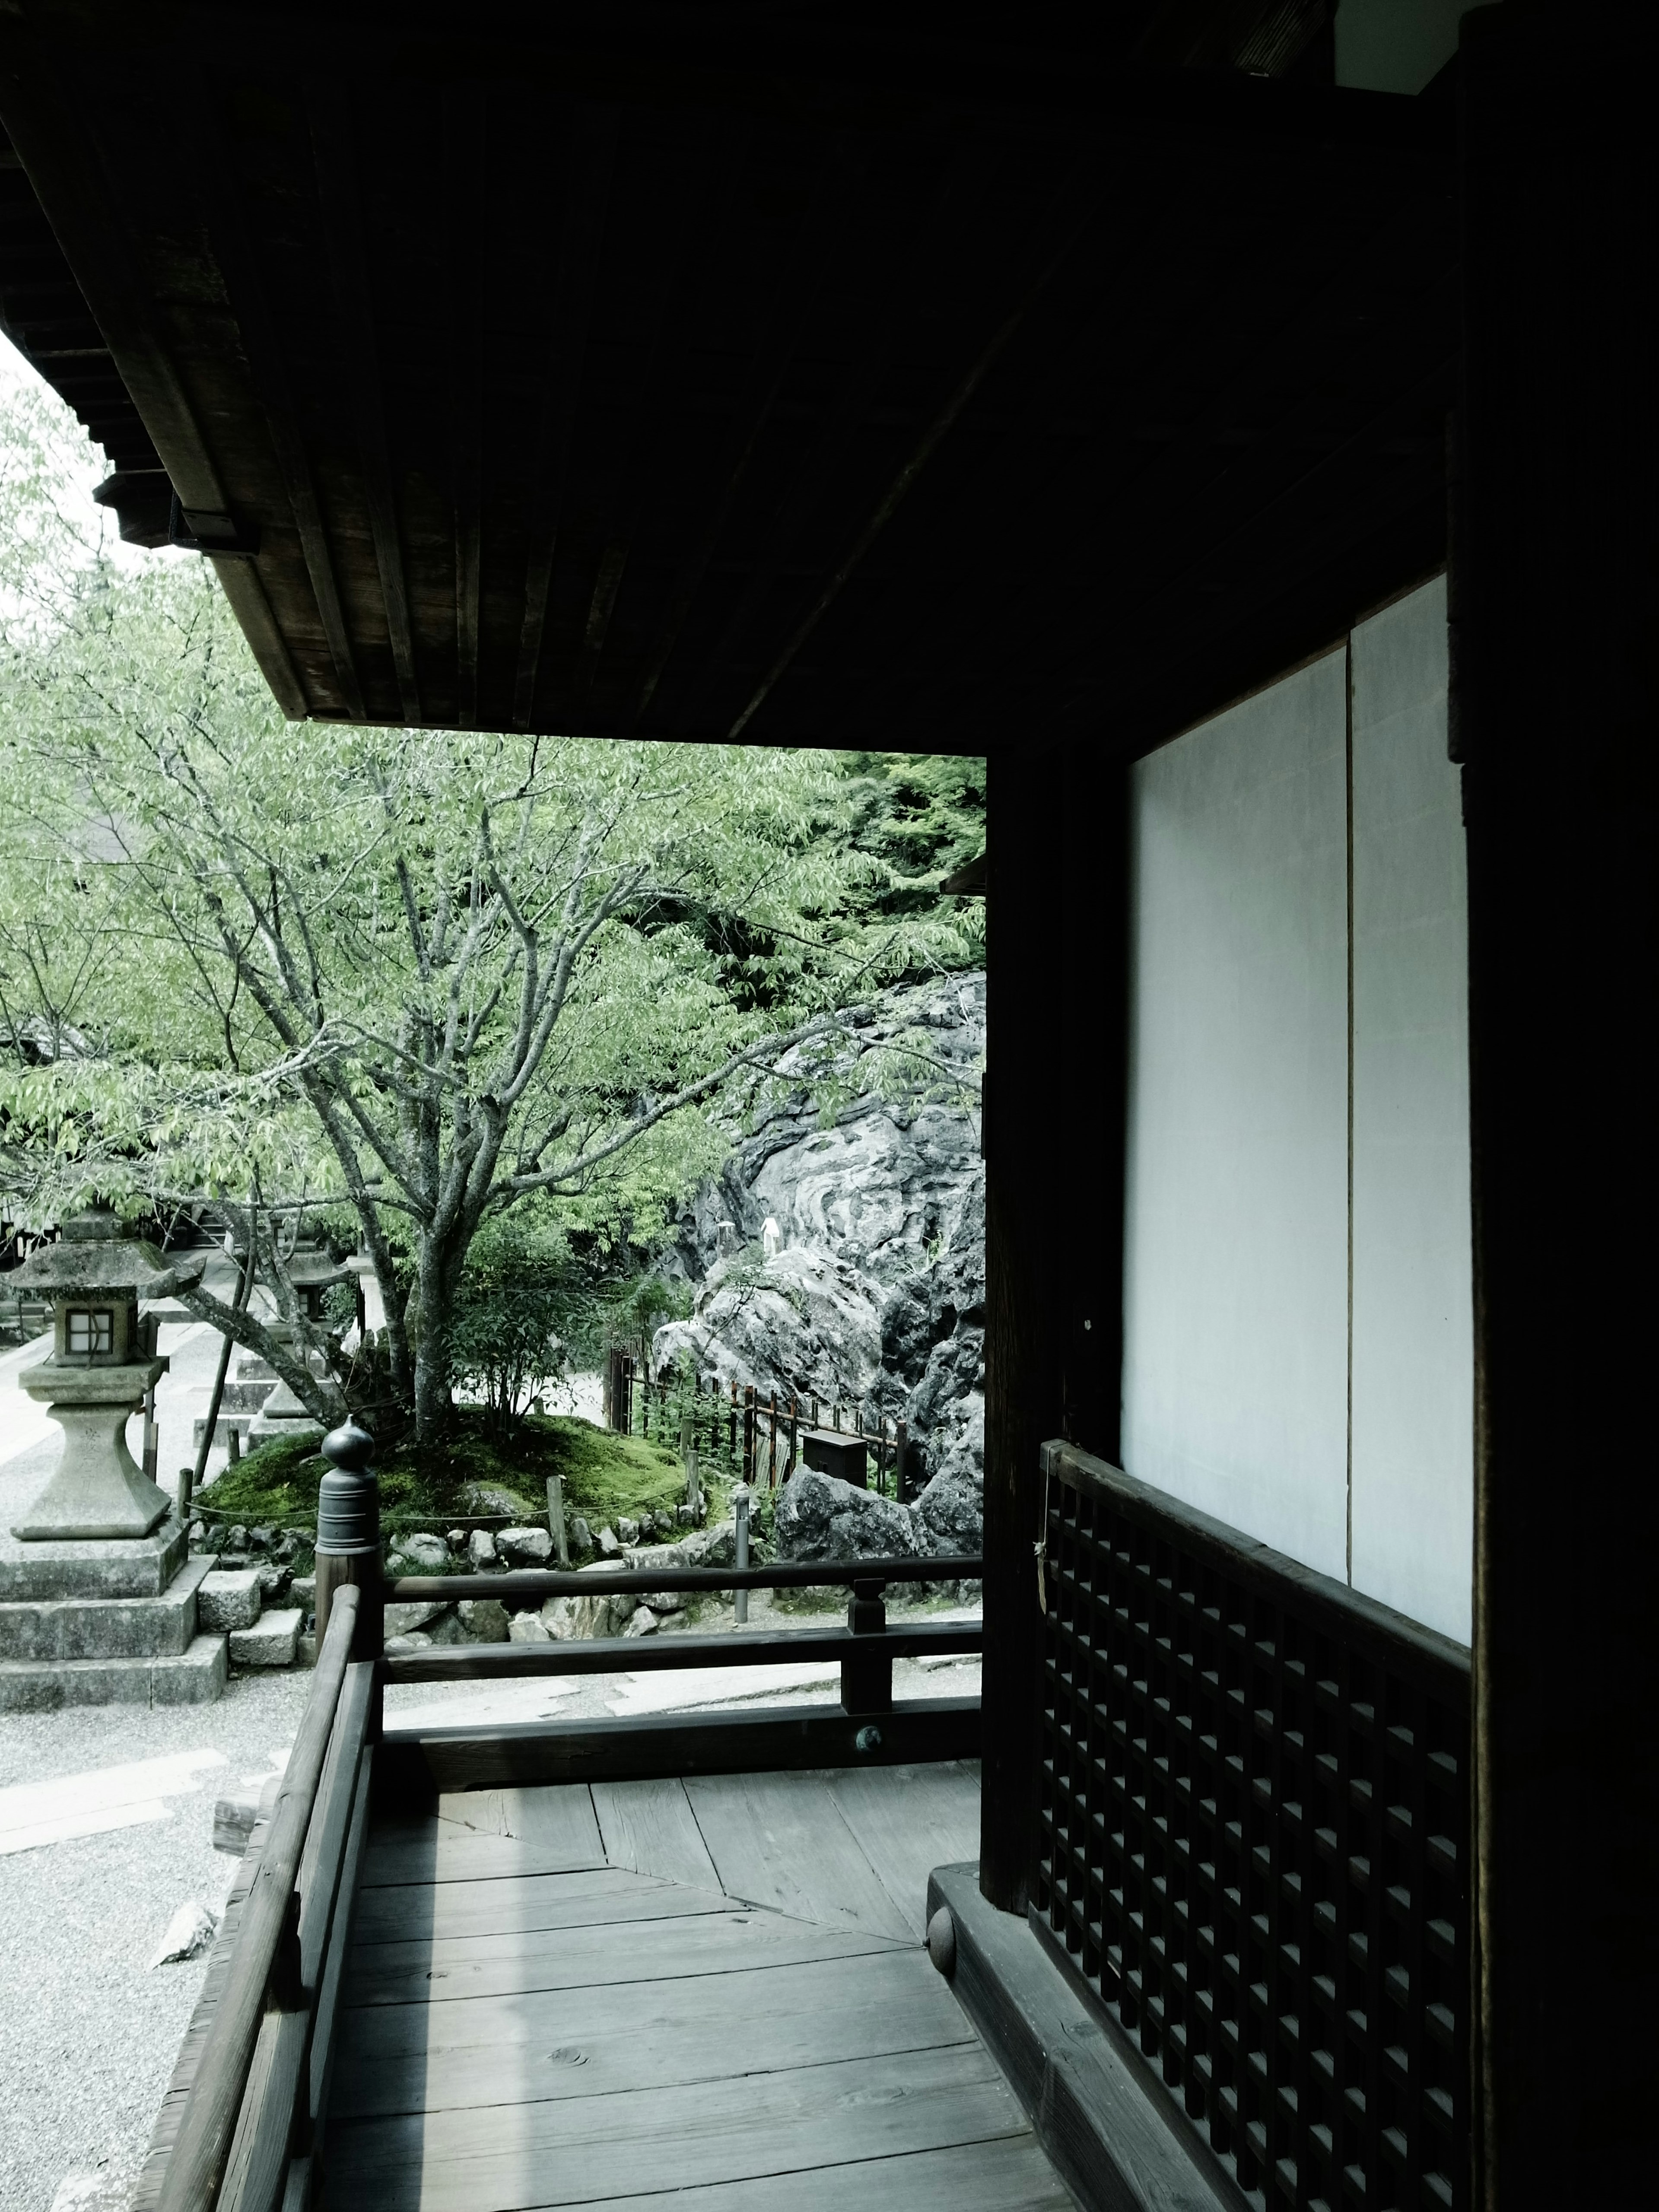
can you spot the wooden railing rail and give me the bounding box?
[386,1554,982,1602]
[385,1555,983,1719]
[156,1584,372,2212]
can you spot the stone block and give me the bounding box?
[230,1608,301,1667]
[0,1632,226,1711]
[198,1569,262,1632]
[0,1517,187,1601]
[508,1611,552,1643]
[290,1575,316,1612]
[467,1529,498,1570]
[0,1554,211,1662]
[496,1525,552,1567]
[387,1532,448,1575]
[384,1599,446,1637]
[457,1596,509,1643]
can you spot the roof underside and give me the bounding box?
[0,3,1458,758]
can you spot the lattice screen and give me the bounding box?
[1033,1444,1470,2212]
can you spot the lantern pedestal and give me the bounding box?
[12,1358,171,1541]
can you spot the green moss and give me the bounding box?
[199,1411,684,1532]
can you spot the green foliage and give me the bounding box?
[446,1204,572,1437]
[202,1409,682,1531]
[835,752,985,966]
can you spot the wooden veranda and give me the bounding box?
[0,6,1650,2209]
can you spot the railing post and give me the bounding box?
[546,1472,569,1568]
[733,1484,750,1626]
[895,1419,909,1504]
[313,1422,382,1723]
[842,1576,892,1715]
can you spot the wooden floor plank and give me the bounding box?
[683,1773,916,1940]
[331,1947,970,2119]
[825,1762,982,1939]
[591,1777,721,1891]
[324,2040,1029,2212]
[345,1904,903,2009]
[536,2136,1077,2212]
[364,1785,607,1887]
[350,1863,724,1948]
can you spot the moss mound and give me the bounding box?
[199,1411,684,1532]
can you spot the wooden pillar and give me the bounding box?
[1457,14,1655,2205]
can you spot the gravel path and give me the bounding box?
[0,1671,315,2212]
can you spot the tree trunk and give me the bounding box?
[411,1256,454,1443]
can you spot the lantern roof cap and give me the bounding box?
[15,1209,206,1299]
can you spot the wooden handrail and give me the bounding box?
[381,1615,983,1684]
[387,1552,984,1602]
[156,1585,361,2212]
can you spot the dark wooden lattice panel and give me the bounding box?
[1034,1443,1469,2212]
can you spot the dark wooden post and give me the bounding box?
[980,741,1127,1913]
[1456,16,1655,2206]
[841,1576,892,1716]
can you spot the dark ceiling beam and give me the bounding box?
[444,82,486,731]
[623,131,877,735]
[511,104,618,731]
[818,171,1452,750]
[669,141,985,736]
[1137,0,1331,76]
[187,70,365,724]
[570,117,737,717]
[308,82,422,726]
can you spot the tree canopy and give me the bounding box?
[0,361,984,1440]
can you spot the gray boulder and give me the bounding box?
[384,1599,448,1638]
[652,1246,884,1409]
[496,1525,553,1567]
[457,1596,510,1642]
[467,1528,498,1570]
[912,1462,984,1557]
[773,1468,923,1565]
[388,1532,448,1575]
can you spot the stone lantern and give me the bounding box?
[10,1205,205,1541]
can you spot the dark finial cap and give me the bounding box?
[321,1421,375,1472]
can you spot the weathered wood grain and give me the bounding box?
[542,2136,1076,2212]
[826,1761,981,1939]
[324,2039,1030,2212]
[684,1771,916,1940]
[589,1776,720,1889]
[331,1946,969,2118]
[363,1783,605,1886]
[349,1862,722,1952]
[343,1901,901,2009]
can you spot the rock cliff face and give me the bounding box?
[651,972,985,1535]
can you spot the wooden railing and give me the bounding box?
[1033,1443,1470,2212]
[152,1586,375,2212]
[385,1553,982,1714]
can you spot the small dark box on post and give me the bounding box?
[801,1429,866,1488]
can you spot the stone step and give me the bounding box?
[0,1555,214,1662]
[193,1411,257,1448]
[0,1632,227,1711]
[219,1380,276,1414]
